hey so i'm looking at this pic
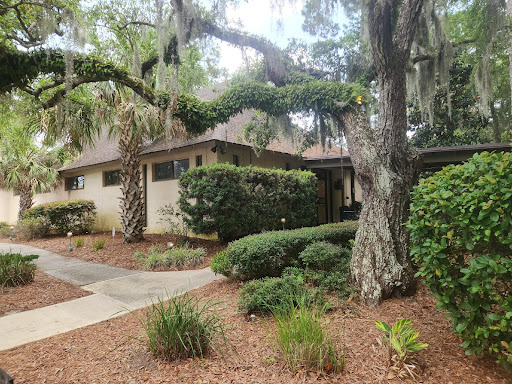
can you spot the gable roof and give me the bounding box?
[60,83,341,172]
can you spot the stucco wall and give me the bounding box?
[0,189,19,224]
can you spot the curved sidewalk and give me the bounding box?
[0,243,224,351]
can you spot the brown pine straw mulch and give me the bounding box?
[1,280,510,384]
[3,233,226,271]
[0,270,91,316]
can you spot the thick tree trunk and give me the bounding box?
[18,183,33,220]
[341,108,421,306]
[118,124,145,243]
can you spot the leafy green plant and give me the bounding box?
[225,221,358,280]
[375,319,428,379]
[92,239,105,251]
[238,275,325,314]
[0,222,11,237]
[178,163,317,241]
[210,251,232,277]
[270,295,343,373]
[24,200,96,235]
[0,252,39,287]
[408,151,512,368]
[74,237,85,247]
[141,292,232,360]
[157,204,189,239]
[299,241,353,294]
[16,217,50,239]
[135,243,205,270]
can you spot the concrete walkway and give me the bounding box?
[0,243,224,351]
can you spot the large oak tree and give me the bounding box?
[0,0,508,304]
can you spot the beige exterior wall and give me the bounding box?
[0,189,19,224]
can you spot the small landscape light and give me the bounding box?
[281,218,286,230]
[167,241,174,249]
[67,231,73,252]
[9,225,14,241]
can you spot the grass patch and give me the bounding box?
[141,292,232,360]
[74,237,85,247]
[270,296,343,373]
[134,243,205,270]
[92,239,105,251]
[0,252,39,287]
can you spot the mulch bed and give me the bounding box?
[0,270,91,317]
[3,233,226,271]
[0,280,510,384]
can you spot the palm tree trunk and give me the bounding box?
[118,123,145,243]
[18,183,33,219]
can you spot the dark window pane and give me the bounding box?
[196,155,202,167]
[173,159,189,178]
[105,170,121,186]
[233,155,239,167]
[66,176,84,190]
[155,162,172,180]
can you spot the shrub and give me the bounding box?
[238,275,324,314]
[408,151,512,368]
[0,222,11,237]
[178,163,317,241]
[299,242,352,294]
[226,221,358,280]
[141,292,232,360]
[24,200,96,235]
[271,295,343,373]
[16,217,50,240]
[210,251,232,277]
[74,237,85,247]
[137,243,206,270]
[92,239,105,251]
[0,252,39,287]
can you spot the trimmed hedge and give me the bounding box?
[408,151,512,368]
[24,200,96,235]
[223,221,358,280]
[178,163,317,241]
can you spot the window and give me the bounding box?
[65,176,84,190]
[104,170,121,186]
[154,159,189,181]
[233,155,239,167]
[286,163,291,171]
[196,155,203,167]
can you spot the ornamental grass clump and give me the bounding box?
[270,295,343,373]
[134,243,205,270]
[142,292,232,360]
[0,252,38,287]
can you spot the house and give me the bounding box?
[0,83,510,231]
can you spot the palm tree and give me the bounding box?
[0,123,60,219]
[96,86,184,243]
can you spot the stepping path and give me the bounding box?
[0,243,223,351]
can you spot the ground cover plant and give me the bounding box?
[178,164,317,241]
[141,292,232,360]
[134,243,205,270]
[409,151,512,368]
[0,252,38,287]
[238,274,324,314]
[92,239,105,251]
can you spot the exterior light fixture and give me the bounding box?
[281,218,286,230]
[167,241,174,249]
[67,231,73,252]
[9,226,14,241]
[210,145,227,155]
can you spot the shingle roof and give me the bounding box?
[60,83,341,171]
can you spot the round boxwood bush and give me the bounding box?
[408,151,512,368]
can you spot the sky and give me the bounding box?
[216,0,326,73]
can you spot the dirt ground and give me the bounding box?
[0,279,510,384]
[0,270,91,316]
[2,232,226,271]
